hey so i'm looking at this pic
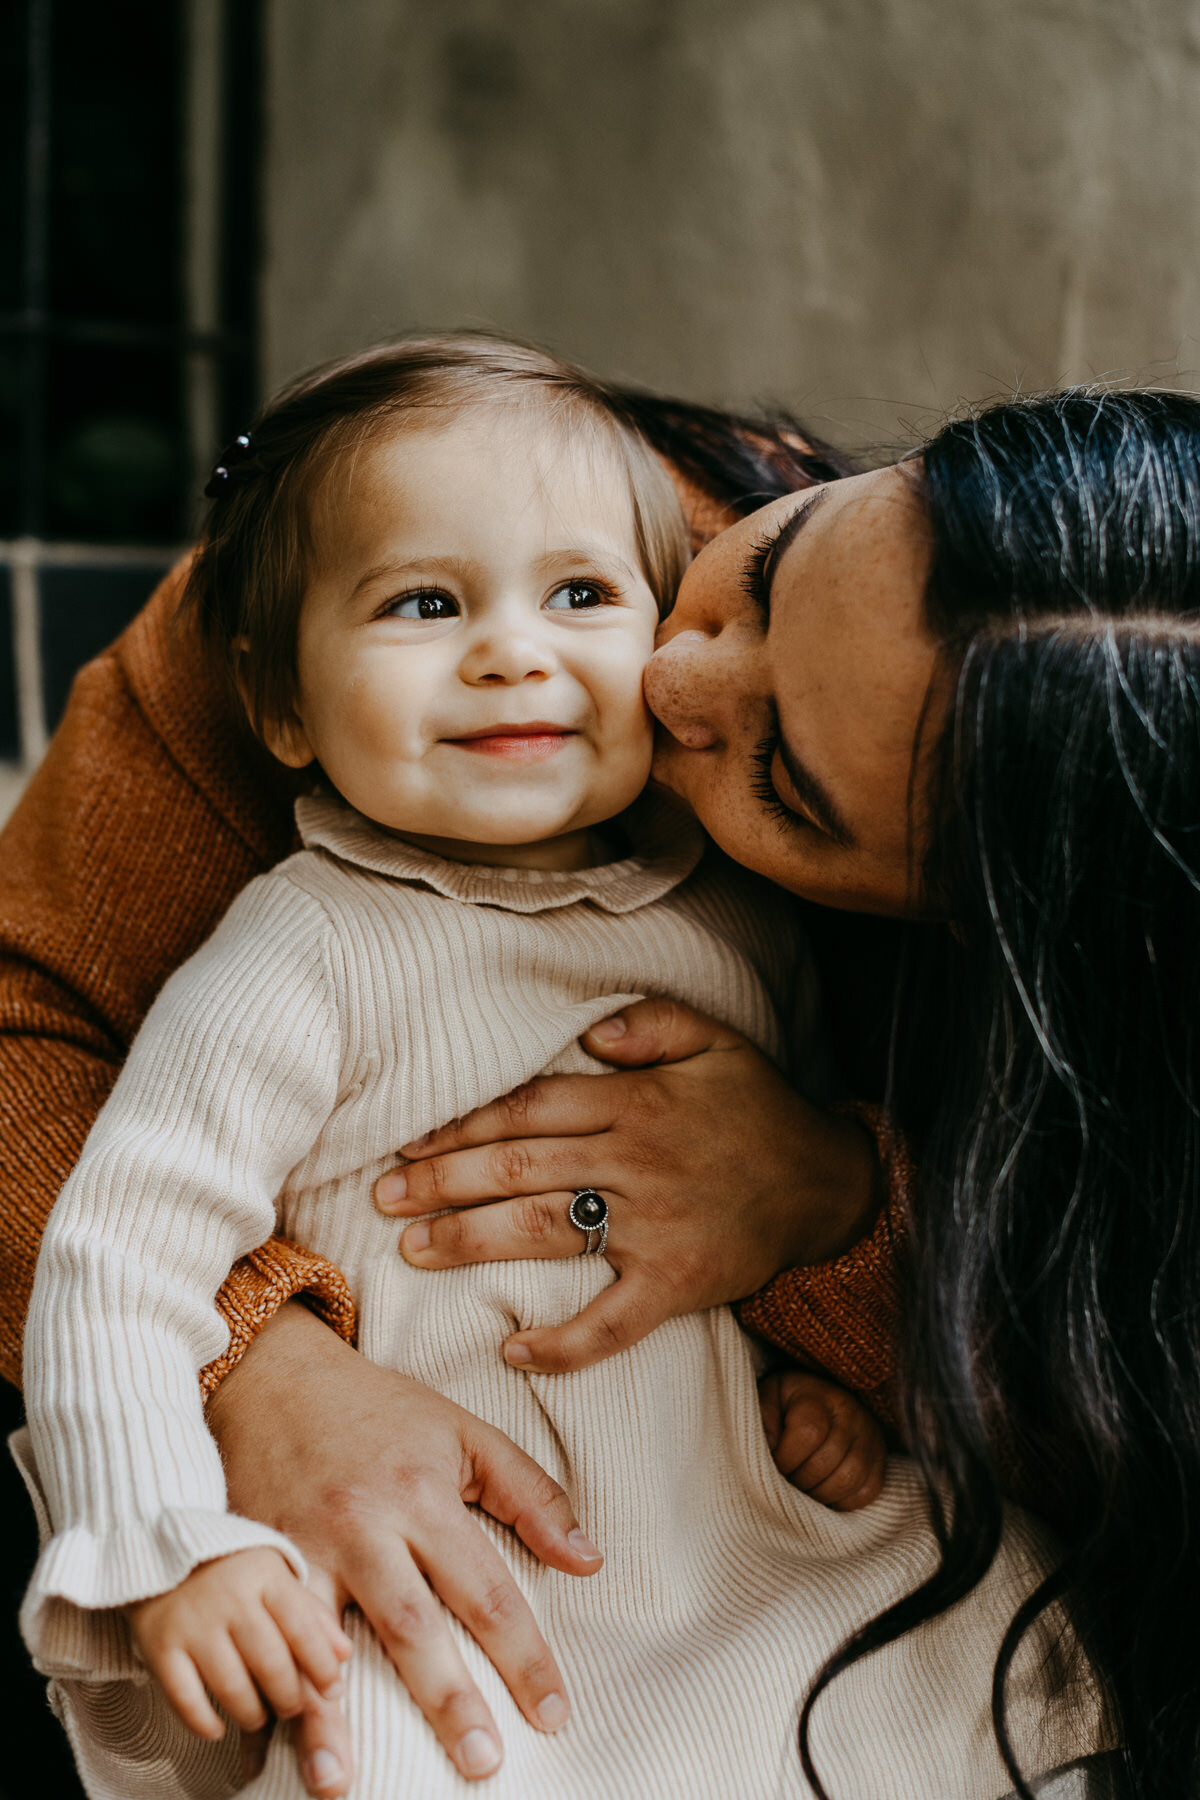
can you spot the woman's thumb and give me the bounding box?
[581,997,742,1068]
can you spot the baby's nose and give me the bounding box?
[460,627,556,685]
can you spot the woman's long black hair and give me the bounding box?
[628,385,1200,1799]
[810,392,1200,1800]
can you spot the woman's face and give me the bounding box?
[645,464,942,915]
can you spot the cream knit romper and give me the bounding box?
[18,795,1105,1800]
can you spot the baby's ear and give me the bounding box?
[260,712,316,769]
[233,636,315,769]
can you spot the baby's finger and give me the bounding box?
[155,1645,227,1740]
[194,1635,271,1733]
[774,1399,840,1478]
[825,1458,887,1513]
[783,1416,852,1490]
[800,1416,887,1509]
[229,1609,306,1721]
[758,1375,783,1452]
[265,1583,353,1694]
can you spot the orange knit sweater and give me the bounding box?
[0,549,903,1403]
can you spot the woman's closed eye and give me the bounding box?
[750,714,853,847]
[750,726,812,835]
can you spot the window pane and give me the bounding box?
[46,343,185,543]
[0,3,26,313]
[48,0,184,327]
[39,560,173,731]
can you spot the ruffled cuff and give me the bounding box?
[736,1103,912,1430]
[12,1426,306,1681]
[201,1234,357,1399]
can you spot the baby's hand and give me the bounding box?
[127,1547,353,1746]
[759,1370,886,1512]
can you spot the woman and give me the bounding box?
[397,388,1200,1800]
[1,379,1189,1797]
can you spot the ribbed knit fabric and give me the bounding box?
[0,543,914,1412]
[0,560,353,1392]
[20,795,1105,1800]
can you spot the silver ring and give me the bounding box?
[569,1189,609,1256]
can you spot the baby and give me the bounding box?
[19,338,1089,1800]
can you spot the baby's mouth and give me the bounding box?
[445,723,576,760]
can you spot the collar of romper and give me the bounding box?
[294,788,708,915]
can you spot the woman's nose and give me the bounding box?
[644,627,744,748]
[458,621,557,686]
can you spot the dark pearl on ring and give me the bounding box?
[574,1193,605,1225]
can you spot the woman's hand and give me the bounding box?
[374,999,881,1374]
[206,1301,602,1794]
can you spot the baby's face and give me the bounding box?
[268,410,661,866]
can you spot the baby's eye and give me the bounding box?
[545,580,612,612]
[385,590,459,621]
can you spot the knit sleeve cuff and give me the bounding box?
[200,1235,357,1400]
[735,1103,912,1429]
[11,1426,306,1683]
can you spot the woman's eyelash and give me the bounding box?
[739,524,784,619]
[750,728,806,834]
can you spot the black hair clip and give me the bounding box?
[204,432,254,499]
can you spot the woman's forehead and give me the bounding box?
[770,464,933,636]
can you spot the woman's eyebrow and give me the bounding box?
[761,486,830,615]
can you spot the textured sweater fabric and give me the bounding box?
[19,796,1103,1800]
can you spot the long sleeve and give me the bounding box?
[20,873,343,1681]
[0,561,354,1393]
[736,1105,911,1430]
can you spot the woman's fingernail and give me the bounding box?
[376,1170,406,1206]
[400,1131,433,1154]
[504,1341,533,1365]
[589,1013,628,1042]
[457,1729,501,1776]
[567,1528,603,1563]
[402,1222,431,1256]
[535,1692,569,1730]
[305,1749,342,1788]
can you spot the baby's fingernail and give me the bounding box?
[536,1692,569,1730]
[400,1131,433,1154]
[457,1729,501,1776]
[375,1170,406,1206]
[504,1340,533,1365]
[589,1013,628,1042]
[305,1748,342,1788]
[567,1528,603,1563]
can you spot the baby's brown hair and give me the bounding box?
[185,333,691,738]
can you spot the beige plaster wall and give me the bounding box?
[262,0,1200,447]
